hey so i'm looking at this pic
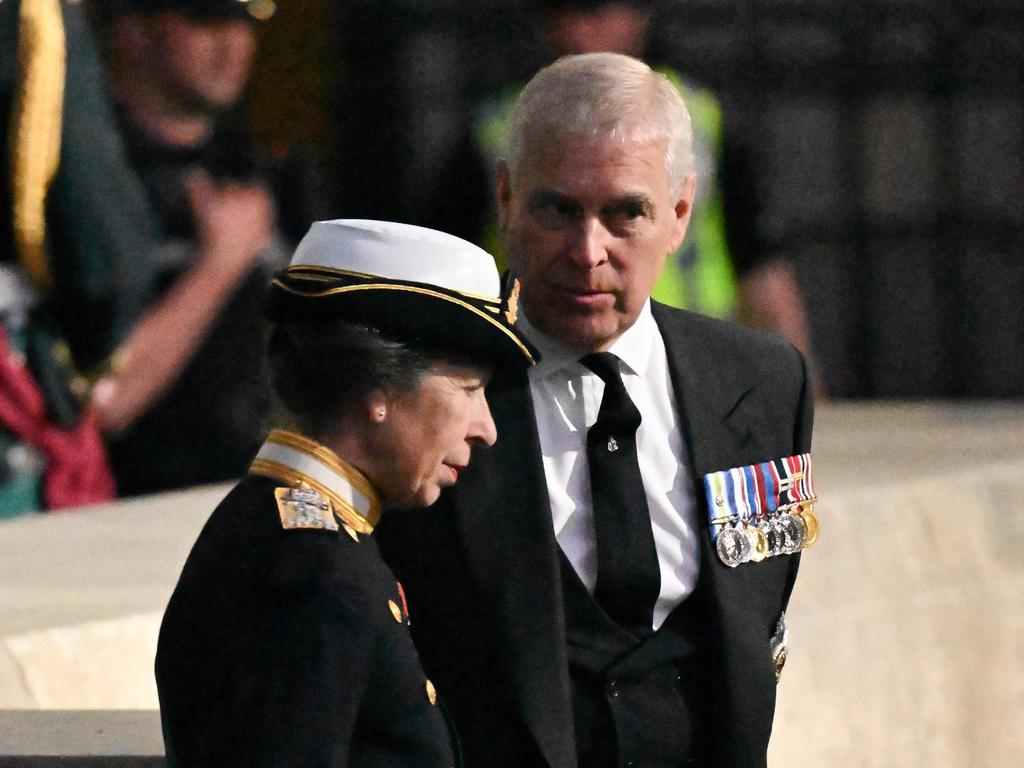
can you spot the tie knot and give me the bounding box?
[580,352,639,435]
[579,352,622,385]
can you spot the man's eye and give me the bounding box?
[610,202,646,221]
[531,200,579,228]
[532,201,576,217]
[604,205,646,234]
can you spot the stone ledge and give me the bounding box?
[0,404,1021,765]
[0,711,162,764]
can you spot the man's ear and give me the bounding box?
[496,161,512,231]
[669,172,697,252]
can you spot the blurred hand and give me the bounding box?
[93,174,278,434]
[186,171,275,278]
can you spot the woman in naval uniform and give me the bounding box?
[154,220,535,767]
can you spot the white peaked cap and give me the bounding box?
[269,219,536,367]
[289,220,501,299]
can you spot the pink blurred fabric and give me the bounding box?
[0,328,115,509]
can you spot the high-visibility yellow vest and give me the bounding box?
[473,68,738,318]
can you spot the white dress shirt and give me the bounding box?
[523,302,701,629]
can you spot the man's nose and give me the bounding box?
[217,19,256,50]
[567,217,611,270]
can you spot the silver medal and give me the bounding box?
[780,513,806,553]
[760,520,779,557]
[716,526,752,567]
[770,518,790,556]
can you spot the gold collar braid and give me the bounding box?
[250,430,381,534]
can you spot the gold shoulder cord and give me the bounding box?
[10,0,66,292]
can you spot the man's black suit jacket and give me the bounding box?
[378,303,814,768]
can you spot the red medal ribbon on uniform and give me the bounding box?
[396,581,409,623]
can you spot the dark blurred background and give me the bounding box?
[249,0,1024,399]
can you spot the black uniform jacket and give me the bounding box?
[156,460,455,768]
[378,304,814,768]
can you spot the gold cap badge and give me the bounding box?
[504,278,520,325]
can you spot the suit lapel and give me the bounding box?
[653,304,781,761]
[654,305,758,469]
[449,367,577,768]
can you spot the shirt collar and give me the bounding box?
[606,301,656,377]
[249,429,381,534]
[523,300,657,380]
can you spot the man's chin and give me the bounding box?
[178,87,246,118]
[546,315,623,353]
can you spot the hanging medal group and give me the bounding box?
[703,454,820,568]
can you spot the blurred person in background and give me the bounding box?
[88,0,326,496]
[1,0,159,514]
[424,0,821,392]
[1,0,323,513]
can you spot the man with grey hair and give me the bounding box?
[380,52,814,768]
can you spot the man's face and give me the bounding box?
[541,5,652,57]
[145,12,257,112]
[498,132,695,352]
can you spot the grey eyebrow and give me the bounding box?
[527,189,574,208]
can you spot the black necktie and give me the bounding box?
[580,352,661,637]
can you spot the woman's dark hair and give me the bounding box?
[266,316,489,438]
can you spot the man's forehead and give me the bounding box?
[513,132,671,195]
[522,120,666,154]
